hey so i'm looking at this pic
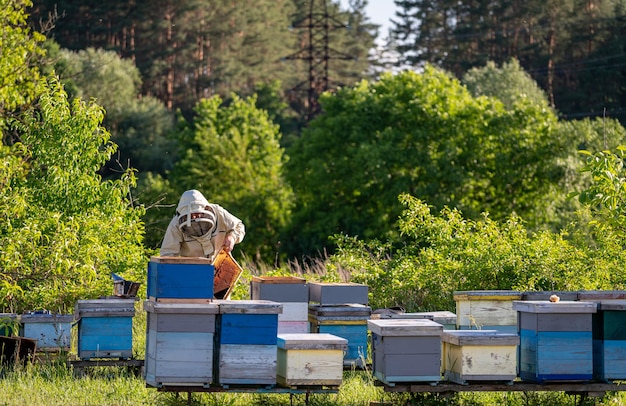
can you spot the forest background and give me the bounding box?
[2,0,626,315]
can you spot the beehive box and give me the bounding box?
[75,298,136,360]
[276,333,347,387]
[368,319,443,385]
[250,276,309,334]
[144,300,218,388]
[216,300,282,386]
[0,313,18,336]
[308,282,368,305]
[454,290,522,333]
[147,256,214,300]
[19,312,73,351]
[309,304,371,367]
[513,300,596,383]
[593,302,626,381]
[372,311,457,330]
[250,276,308,302]
[277,301,309,334]
[578,290,626,304]
[442,330,519,384]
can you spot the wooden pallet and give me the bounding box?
[379,381,626,397]
[67,359,144,377]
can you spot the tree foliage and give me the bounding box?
[332,194,626,312]
[54,47,176,176]
[462,59,550,110]
[575,146,626,232]
[285,67,567,256]
[0,0,45,134]
[0,78,147,312]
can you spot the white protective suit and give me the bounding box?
[160,190,245,261]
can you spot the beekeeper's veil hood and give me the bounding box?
[176,190,216,238]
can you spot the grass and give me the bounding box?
[1,362,624,406]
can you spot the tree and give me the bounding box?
[0,78,147,312]
[54,47,176,176]
[284,66,568,257]
[390,0,626,125]
[462,59,550,110]
[140,94,294,263]
[0,0,45,136]
[575,146,626,233]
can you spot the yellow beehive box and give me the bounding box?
[442,330,519,384]
[454,290,522,332]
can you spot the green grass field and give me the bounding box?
[1,362,623,406]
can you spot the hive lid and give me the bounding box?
[277,333,348,350]
[372,310,456,324]
[309,303,371,315]
[598,302,626,311]
[512,300,597,313]
[309,282,367,288]
[143,300,219,314]
[19,312,74,323]
[453,290,522,300]
[442,330,520,346]
[215,299,283,314]
[150,256,213,265]
[251,276,306,284]
[578,290,626,301]
[367,319,443,336]
[76,298,136,317]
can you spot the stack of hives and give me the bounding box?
[144,255,284,389]
[308,282,371,367]
[144,256,219,388]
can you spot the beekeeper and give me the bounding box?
[160,189,245,261]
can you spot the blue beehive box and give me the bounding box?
[514,300,597,383]
[76,298,136,360]
[148,256,214,300]
[309,304,371,367]
[19,311,74,351]
[216,300,282,386]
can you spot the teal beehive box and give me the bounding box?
[593,302,626,381]
[148,256,214,300]
[76,298,136,360]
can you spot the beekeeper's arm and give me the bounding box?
[216,206,245,253]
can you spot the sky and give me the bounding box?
[339,0,397,38]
